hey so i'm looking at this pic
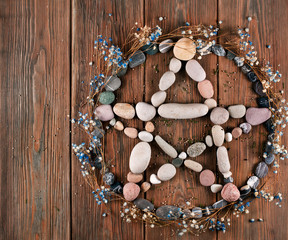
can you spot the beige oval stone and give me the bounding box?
[212,125,225,147]
[184,159,203,172]
[217,146,231,174]
[145,121,155,133]
[228,104,246,118]
[114,121,124,131]
[157,163,177,181]
[185,59,206,82]
[197,80,214,98]
[124,127,138,138]
[127,172,143,183]
[232,127,242,139]
[141,182,151,192]
[204,98,217,110]
[129,142,151,174]
[173,38,196,61]
[113,103,135,119]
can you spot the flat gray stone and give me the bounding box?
[128,50,146,68]
[134,198,154,211]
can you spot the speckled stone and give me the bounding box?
[103,172,115,185]
[155,135,178,158]
[210,107,229,125]
[200,169,215,186]
[185,59,206,82]
[255,162,269,178]
[113,103,135,119]
[247,176,260,189]
[172,158,184,168]
[239,122,252,134]
[142,43,158,55]
[232,127,242,139]
[105,75,121,91]
[191,207,203,218]
[159,39,173,53]
[123,183,140,201]
[99,91,115,105]
[95,104,114,121]
[246,71,258,83]
[134,198,154,211]
[257,97,269,108]
[253,80,266,96]
[156,205,182,220]
[221,183,240,202]
[245,107,271,126]
[187,142,206,157]
[128,50,146,68]
[127,172,143,183]
[211,45,226,56]
[173,38,196,61]
[184,159,203,172]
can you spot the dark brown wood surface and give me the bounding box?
[0,0,287,239]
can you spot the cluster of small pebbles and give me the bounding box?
[96,37,274,218]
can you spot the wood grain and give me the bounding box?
[0,0,71,239]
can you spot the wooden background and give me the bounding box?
[1,0,287,239]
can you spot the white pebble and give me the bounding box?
[178,152,187,159]
[150,174,161,184]
[225,132,233,142]
[205,135,213,147]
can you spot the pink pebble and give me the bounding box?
[123,182,140,201]
[232,127,242,138]
[95,105,114,121]
[197,80,214,99]
[221,183,240,202]
[245,107,271,126]
[199,169,215,186]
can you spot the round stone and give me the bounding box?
[217,146,231,175]
[156,205,182,220]
[197,80,214,98]
[169,57,182,73]
[104,76,121,91]
[127,172,143,183]
[129,142,151,174]
[185,59,206,82]
[134,198,154,211]
[155,135,178,158]
[212,125,225,147]
[95,104,114,121]
[247,176,260,189]
[204,98,217,110]
[157,163,177,181]
[151,91,167,107]
[158,103,208,119]
[159,39,173,53]
[159,71,176,91]
[187,142,206,157]
[103,172,115,185]
[113,103,135,119]
[184,160,203,172]
[173,38,196,61]
[205,135,213,147]
[239,122,252,134]
[225,132,233,142]
[210,107,229,125]
[136,102,156,121]
[178,152,187,159]
[232,127,242,139]
[172,158,184,168]
[138,131,153,142]
[123,183,140,201]
[145,121,155,133]
[141,182,151,192]
[228,105,246,118]
[114,121,124,131]
[200,170,215,186]
[211,184,223,193]
[99,91,115,105]
[150,174,161,185]
[255,162,269,178]
[245,107,271,126]
[124,127,138,139]
[221,183,240,202]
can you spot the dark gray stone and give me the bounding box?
[253,80,266,96]
[255,162,269,178]
[226,50,236,60]
[257,97,269,108]
[103,172,115,185]
[192,207,203,218]
[246,71,258,83]
[156,205,182,220]
[110,181,123,193]
[105,76,121,91]
[247,176,260,189]
[116,65,128,77]
[211,45,226,56]
[239,122,252,134]
[265,119,275,133]
[142,43,159,55]
[159,39,173,53]
[133,198,154,211]
[128,50,146,68]
[234,57,244,67]
[212,199,228,209]
[172,158,183,168]
[264,152,275,165]
[265,141,273,153]
[224,176,234,184]
[241,64,252,74]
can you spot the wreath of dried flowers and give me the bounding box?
[71,19,287,236]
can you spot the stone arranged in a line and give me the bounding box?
[96,37,275,217]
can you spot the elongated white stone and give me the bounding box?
[158,103,208,119]
[212,125,225,147]
[217,146,231,175]
[129,142,151,174]
[155,135,178,158]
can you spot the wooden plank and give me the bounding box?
[71,0,145,239]
[0,0,71,239]
[218,0,288,239]
[144,0,218,239]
